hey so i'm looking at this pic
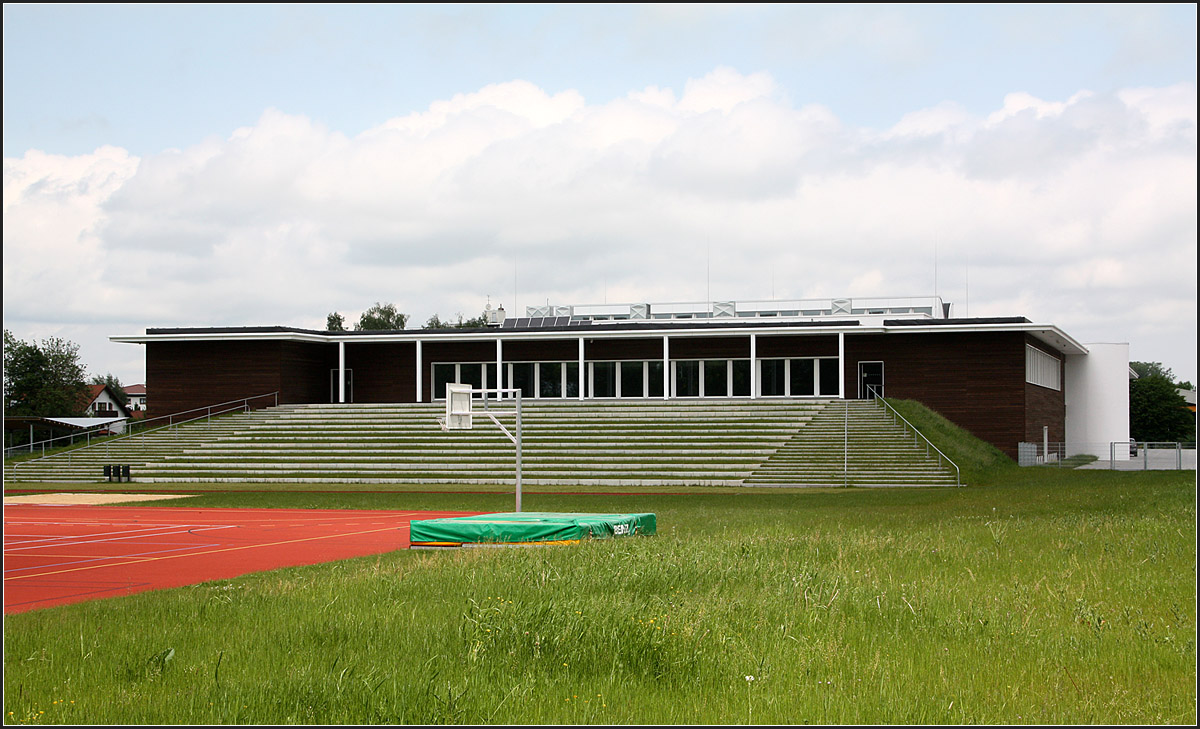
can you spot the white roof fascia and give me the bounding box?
[112,320,1087,354]
[880,322,1088,356]
[110,331,331,345]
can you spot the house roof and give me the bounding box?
[81,383,132,418]
[125,383,146,396]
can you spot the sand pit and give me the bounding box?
[3,492,196,506]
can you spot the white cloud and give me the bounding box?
[2,70,1195,381]
[677,66,777,114]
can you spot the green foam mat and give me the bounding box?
[409,512,656,546]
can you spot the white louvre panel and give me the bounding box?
[832,299,852,315]
[630,303,650,320]
[1026,345,1061,390]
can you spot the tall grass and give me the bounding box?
[4,472,1195,724]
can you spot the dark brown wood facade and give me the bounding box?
[143,327,1064,460]
[841,331,1064,459]
[146,340,334,418]
[345,342,417,404]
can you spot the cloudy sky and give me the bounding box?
[4,4,1197,385]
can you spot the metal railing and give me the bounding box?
[865,386,961,486]
[1016,441,1195,470]
[1109,441,1195,471]
[5,392,280,466]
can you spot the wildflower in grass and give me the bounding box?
[745,675,756,722]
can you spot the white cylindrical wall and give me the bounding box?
[1065,343,1130,459]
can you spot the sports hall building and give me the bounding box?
[111,296,1130,460]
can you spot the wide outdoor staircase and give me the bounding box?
[5,399,958,487]
[744,400,959,487]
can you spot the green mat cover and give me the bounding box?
[410,512,656,544]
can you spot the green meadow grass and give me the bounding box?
[3,472,1195,725]
[4,399,1195,723]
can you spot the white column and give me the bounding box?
[415,339,423,403]
[338,341,346,403]
[663,335,670,400]
[496,338,504,399]
[578,337,585,400]
[750,334,757,399]
[838,331,845,399]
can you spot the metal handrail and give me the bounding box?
[865,385,961,486]
[7,392,280,465]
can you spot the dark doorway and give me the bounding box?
[858,361,884,399]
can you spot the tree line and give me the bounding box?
[4,329,133,447]
[325,302,489,331]
[1129,361,1196,443]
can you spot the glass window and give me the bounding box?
[732,359,751,397]
[460,363,483,389]
[647,361,664,398]
[620,361,644,398]
[433,364,454,400]
[564,362,580,397]
[485,362,501,390]
[674,360,700,397]
[511,363,535,398]
[818,358,840,396]
[790,359,815,396]
[592,362,616,397]
[704,360,728,396]
[760,359,785,396]
[540,362,562,398]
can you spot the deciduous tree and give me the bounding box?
[355,302,408,331]
[1129,361,1196,443]
[3,329,90,416]
[422,312,489,330]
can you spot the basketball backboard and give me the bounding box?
[444,384,473,430]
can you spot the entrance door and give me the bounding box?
[330,369,353,403]
[858,362,884,399]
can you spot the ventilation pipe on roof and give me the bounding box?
[486,303,506,327]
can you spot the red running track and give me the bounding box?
[3,505,478,614]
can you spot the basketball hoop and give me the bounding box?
[443,384,474,431]
[435,385,525,511]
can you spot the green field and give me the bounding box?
[3,467,1195,725]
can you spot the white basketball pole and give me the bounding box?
[444,386,523,512]
[515,392,522,512]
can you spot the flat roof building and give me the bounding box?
[112,295,1129,461]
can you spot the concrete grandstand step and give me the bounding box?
[7,398,958,487]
